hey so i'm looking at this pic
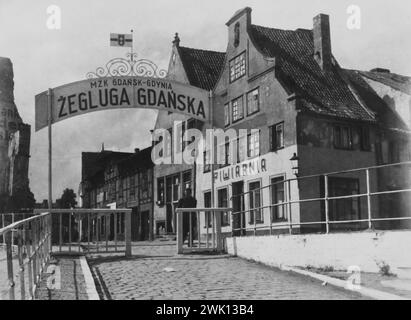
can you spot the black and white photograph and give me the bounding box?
[1,0,411,308]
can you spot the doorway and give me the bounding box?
[140,210,150,241]
[232,181,245,236]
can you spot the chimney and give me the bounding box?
[313,14,332,71]
[172,33,180,47]
[134,148,140,153]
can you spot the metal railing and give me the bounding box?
[229,161,411,236]
[175,208,232,254]
[0,208,132,300]
[0,212,51,300]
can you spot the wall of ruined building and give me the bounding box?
[0,57,26,200]
[363,77,411,129]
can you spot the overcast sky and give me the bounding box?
[0,0,410,202]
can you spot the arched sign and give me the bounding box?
[35,76,210,131]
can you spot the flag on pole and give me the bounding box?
[110,33,132,47]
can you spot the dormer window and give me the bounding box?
[229,51,246,82]
[234,22,240,47]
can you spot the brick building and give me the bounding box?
[153,7,411,238]
[80,146,154,241]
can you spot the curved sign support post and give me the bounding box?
[35,76,210,209]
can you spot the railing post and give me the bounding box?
[125,210,132,257]
[324,175,330,234]
[24,226,34,299]
[17,229,25,300]
[2,214,5,245]
[5,231,15,300]
[215,209,222,252]
[197,211,201,248]
[176,210,183,254]
[189,211,193,248]
[366,169,372,229]
[287,180,292,235]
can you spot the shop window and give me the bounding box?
[218,188,229,226]
[270,122,284,151]
[229,51,246,82]
[334,125,353,150]
[232,96,244,123]
[329,177,360,222]
[270,177,286,221]
[204,191,212,227]
[249,181,262,224]
[246,88,259,115]
[247,130,260,158]
[157,177,164,203]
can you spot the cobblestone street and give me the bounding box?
[87,241,368,300]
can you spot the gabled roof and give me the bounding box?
[250,24,377,122]
[177,46,226,91]
[358,70,411,95]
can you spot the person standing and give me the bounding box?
[177,188,197,244]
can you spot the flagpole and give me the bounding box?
[130,29,134,62]
[47,88,53,210]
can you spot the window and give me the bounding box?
[270,122,284,150]
[172,175,180,202]
[203,150,211,173]
[118,179,124,199]
[247,88,259,115]
[270,177,286,221]
[247,130,260,158]
[218,188,229,226]
[232,96,244,122]
[249,181,262,224]
[166,128,173,157]
[334,125,352,150]
[234,22,240,47]
[140,172,149,200]
[360,127,371,151]
[229,52,246,82]
[329,178,360,222]
[238,135,247,163]
[389,141,400,163]
[224,104,230,126]
[157,177,164,203]
[183,171,192,193]
[204,192,212,227]
[129,176,136,197]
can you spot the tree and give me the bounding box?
[56,188,77,209]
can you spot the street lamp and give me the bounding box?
[290,153,299,177]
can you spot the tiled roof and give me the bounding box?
[81,151,131,182]
[250,25,377,122]
[117,146,153,176]
[178,46,226,91]
[358,70,411,95]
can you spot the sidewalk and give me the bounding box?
[35,254,89,300]
[289,266,411,300]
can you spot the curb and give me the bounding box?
[79,256,100,300]
[281,265,408,300]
